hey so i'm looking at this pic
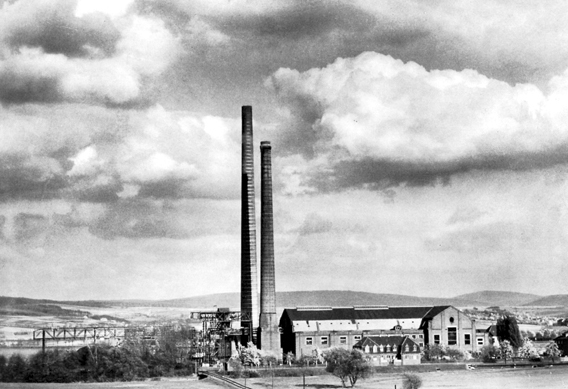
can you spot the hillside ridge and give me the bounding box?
[1,289,552,310]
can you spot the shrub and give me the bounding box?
[284,351,295,366]
[243,370,260,378]
[445,348,465,361]
[0,355,7,381]
[25,349,80,383]
[4,354,28,382]
[236,342,262,367]
[402,373,423,389]
[422,344,445,361]
[296,354,316,366]
[228,358,243,378]
[272,367,325,377]
[518,338,539,360]
[260,350,279,367]
[480,344,500,363]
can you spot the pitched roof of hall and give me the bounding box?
[282,306,445,321]
[421,305,451,320]
[355,335,407,347]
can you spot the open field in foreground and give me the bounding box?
[231,367,568,389]
[0,377,218,389]
[2,367,568,389]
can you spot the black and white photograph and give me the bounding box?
[0,1,567,387]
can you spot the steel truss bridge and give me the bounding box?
[33,327,127,342]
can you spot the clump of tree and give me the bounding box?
[421,344,464,361]
[233,342,263,367]
[496,315,522,350]
[0,346,149,383]
[322,348,372,388]
[544,341,562,363]
[295,348,325,366]
[230,341,281,376]
[421,344,445,361]
[0,324,199,383]
[535,329,558,341]
[517,338,539,360]
[1,354,27,382]
[402,373,423,389]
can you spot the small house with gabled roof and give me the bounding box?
[353,335,421,365]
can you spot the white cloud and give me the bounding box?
[116,15,181,76]
[120,151,198,183]
[0,3,181,106]
[75,0,135,18]
[107,105,242,198]
[268,51,568,170]
[67,146,102,177]
[185,16,230,46]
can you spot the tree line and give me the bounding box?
[0,325,198,383]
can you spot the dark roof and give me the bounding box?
[282,306,435,322]
[418,306,452,329]
[421,306,451,320]
[354,336,420,352]
[357,335,406,347]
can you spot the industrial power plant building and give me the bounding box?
[279,305,487,358]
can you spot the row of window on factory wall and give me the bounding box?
[432,330,484,346]
[305,335,362,345]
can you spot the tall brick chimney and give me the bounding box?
[259,141,281,356]
[241,106,259,333]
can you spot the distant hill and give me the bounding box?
[454,291,541,307]
[0,296,113,309]
[149,290,489,309]
[2,290,562,311]
[159,293,240,309]
[1,291,487,310]
[522,294,568,307]
[274,291,486,309]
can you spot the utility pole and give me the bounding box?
[303,360,306,389]
[42,329,46,354]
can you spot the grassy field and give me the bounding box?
[0,377,219,389]
[229,366,568,389]
[1,367,568,389]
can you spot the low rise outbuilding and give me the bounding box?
[354,335,421,365]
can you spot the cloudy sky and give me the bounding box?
[1,0,568,301]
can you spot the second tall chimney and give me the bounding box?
[259,140,280,356]
[241,106,259,333]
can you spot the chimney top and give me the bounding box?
[260,141,271,149]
